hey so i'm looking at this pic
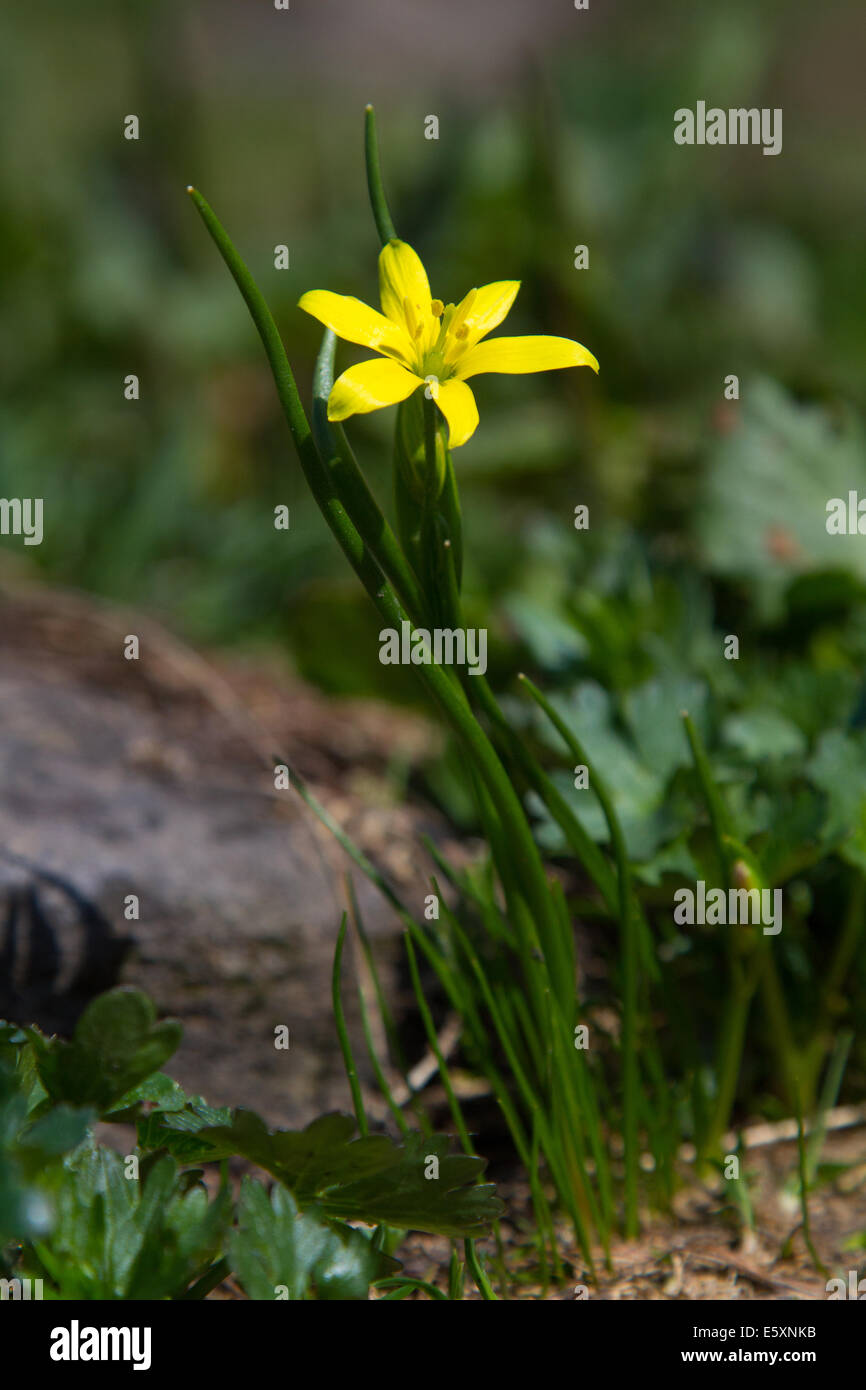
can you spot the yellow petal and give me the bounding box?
[327,358,423,422]
[378,240,435,350]
[449,280,520,354]
[298,289,413,363]
[455,335,600,379]
[434,379,480,448]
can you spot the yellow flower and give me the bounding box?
[298,239,598,448]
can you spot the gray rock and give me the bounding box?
[0,595,438,1127]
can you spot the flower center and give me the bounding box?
[422,349,447,380]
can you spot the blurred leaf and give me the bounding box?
[504,594,588,671]
[31,1147,230,1300]
[806,730,866,871]
[28,989,182,1115]
[623,674,707,781]
[107,1072,188,1118]
[722,709,807,762]
[229,1179,396,1301]
[18,1105,92,1161]
[157,1109,501,1237]
[317,1133,502,1237]
[137,1096,233,1161]
[698,380,866,616]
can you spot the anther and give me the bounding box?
[449,288,477,338]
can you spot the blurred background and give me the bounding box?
[1,0,863,686]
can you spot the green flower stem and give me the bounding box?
[404,931,473,1156]
[188,187,374,581]
[681,730,794,1168]
[287,760,415,924]
[702,969,759,1164]
[346,872,429,1135]
[415,896,535,1165]
[440,536,462,630]
[806,871,865,1092]
[682,712,732,882]
[759,951,800,1107]
[437,536,623,1029]
[420,392,440,608]
[448,911,595,1268]
[806,1029,852,1184]
[188,186,562,998]
[821,870,865,1008]
[406,889,567,1266]
[794,1084,827,1276]
[518,674,640,1239]
[447,1249,465,1301]
[434,540,620,916]
[476,675,619,911]
[683,711,751,1164]
[410,394,462,625]
[179,1258,231,1301]
[465,762,560,1034]
[450,700,611,1243]
[355,980,412,1139]
[438,444,463,588]
[464,1239,499,1300]
[423,390,438,484]
[364,105,397,245]
[333,912,368,1136]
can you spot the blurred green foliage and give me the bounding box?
[2,0,863,689]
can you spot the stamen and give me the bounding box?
[431,298,444,317]
[449,288,477,338]
[433,305,454,353]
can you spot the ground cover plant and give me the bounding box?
[1,986,501,1300]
